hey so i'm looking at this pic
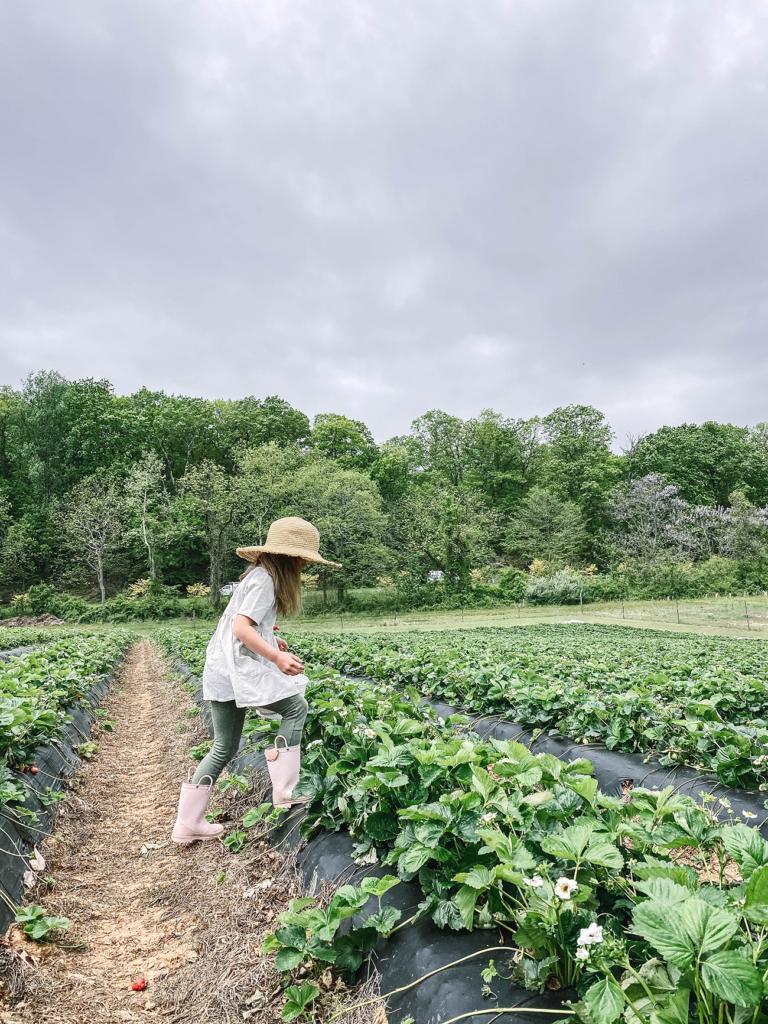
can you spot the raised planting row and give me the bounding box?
[0,626,73,653]
[155,628,768,1024]
[0,629,137,937]
[285,623,768,790]
[0,631,137,813]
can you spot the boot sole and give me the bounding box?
[172,832,222,844]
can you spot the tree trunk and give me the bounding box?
[208,525,223,610]
[142,514,155,580]
[97,551,106,604]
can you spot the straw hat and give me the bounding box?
[236,517,342,567]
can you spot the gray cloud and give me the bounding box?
[1,0,767,445]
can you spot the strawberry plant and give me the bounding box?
[0,631,135,815]
[157,627,768,1021]
[14,904,70,941]
[284,623,768,789]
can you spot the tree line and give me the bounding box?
[2,370,768,609]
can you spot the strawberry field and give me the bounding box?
[156,625,768,1024]
[0,632,136,814]
[284,623,768,790]
[0,626,73,651]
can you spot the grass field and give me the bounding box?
[285,593,768,639]
[6,593,768,640]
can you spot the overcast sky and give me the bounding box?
[1,0,767,445]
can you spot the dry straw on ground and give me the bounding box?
[0,640,385,1024]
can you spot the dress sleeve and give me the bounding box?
[236,571,276,625]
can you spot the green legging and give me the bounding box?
[192,694,308,785]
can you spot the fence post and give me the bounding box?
[745,601,751,631]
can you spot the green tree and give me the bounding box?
[180,461,243,608]
[631,422,757,506]
[505,486,587,565]
[311,414,378,470]
[369,438,414,503]
[410,410,467,486]
[540,405,620,528]
[287,461,387,602]
[0,518,37,590]
[236,442,304,545]
[17,372,121,503]
[463,409,529,507]
[395,485,497,590]
[125,451,172,581]
[59,472,124,603]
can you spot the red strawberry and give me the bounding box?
[131,979,146,991]
[31,767,39,774]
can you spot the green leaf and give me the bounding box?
[584,978,625,1024]
[720,824,768,880]
[360,874,400,898]
[650,987,691,1024]
[274,946,305,971]
[679,900,738,953]
[743,864,768,924]
[461,866,492,890]
[521,789,554,807]
[455,884,480,930]
[243,803,273,827]
[261,931,281,954]
[583,840,623,870]
[365,811,399,842]
[633,862,698,890]
[281,983,320,1021]
[631,903,695,969]
[275,925,308,949]
[569,777,598,805]
[492,864,526,885]
[541,822,594,861]
[398,843,433,874]
[366,905,401,934]
[701,950,764,1006]
[470,764,497,802]
[634,878,691,904]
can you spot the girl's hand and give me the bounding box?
[275,651,304,676]
[276,637,289,652]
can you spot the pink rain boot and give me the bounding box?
[171,770,224,843]
[266,737,310,810]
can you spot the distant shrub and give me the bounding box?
[497,567,528,601]
[526,569,585,605]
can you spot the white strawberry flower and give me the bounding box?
[554,877,578,900]
[479,812,497,824]
[364,728,376,738]
[523,875,544,888]
[577,922,603,945]
[575,946,589,960]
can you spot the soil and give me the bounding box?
[0,641,382,1024]
[0,615,65,627]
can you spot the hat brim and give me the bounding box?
[236,545,342,568]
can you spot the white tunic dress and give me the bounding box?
[202,566,308,711]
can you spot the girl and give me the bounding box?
[172,516,341,844]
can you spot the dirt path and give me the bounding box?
[0,640,313,1024]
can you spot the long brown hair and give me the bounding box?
[240,553,303,617]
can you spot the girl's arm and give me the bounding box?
[233,614,304,675]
